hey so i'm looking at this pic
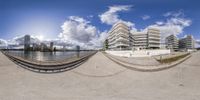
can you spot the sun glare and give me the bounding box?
[37,35,44,41]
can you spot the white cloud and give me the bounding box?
[87,15,94,18]
[196,40,200,48]
[144,11,191,42]
[155,21,164,25]
[99,5,137,32]
[0,39,7,48]
[1,35,42,48]
[99,5,132,25]
[163,10,184,17]
[59,16,108,49]
[11,35,41,45]
[142,15,150,20]
[163,12,173,17]
[89,30,108,48]
[2,17,107,49]
[59,16,97,43]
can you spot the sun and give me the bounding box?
[37,35,44,41]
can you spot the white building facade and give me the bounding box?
[107,22,131,50]
[107,22,161,50]
[147,28,161,49]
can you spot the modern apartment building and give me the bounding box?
[179,35,195,50]
[165,34,179,51]
[131,32,148,49]
[147,28,161,49]
[107,22,131,50]
[131,28,160,49]
[107,22,161,50]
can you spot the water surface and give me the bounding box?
[7,51,94,62]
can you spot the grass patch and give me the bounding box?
[157,53,190,64]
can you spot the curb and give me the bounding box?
[103,52,191,72]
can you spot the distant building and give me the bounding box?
[165,34,179,51]
[32,43,40,51]
[76,45,80,51]
[40,43,48,52]
[179,35,195,50]
[50,42,54,51]
[24,35,31,51]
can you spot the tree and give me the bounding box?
[104,39,109,50]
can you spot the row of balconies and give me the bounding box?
[109,40,160,47]
[109,27,129,35]
[108,33,160,44]
[108,43,129,49]
[109,39,129,46]
[147,29,160,33]
[148,44,160,48]
[108,31,129,39]
[134,38,148,40]
[148,34,160,38]
[148,32,160,35]
[109,35,129,43]
[112,24,129,30]
[133,35,147,37]
[149,41,160,43]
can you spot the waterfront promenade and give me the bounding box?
[0,51,200,100]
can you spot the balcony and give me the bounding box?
[148,37,160,40]
[116,37,129,42]
[114,43,129,47]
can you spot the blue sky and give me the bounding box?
[0,0,199,45]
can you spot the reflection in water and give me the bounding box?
[24,51,30,59]
[77,51,80,58]
[8,51,93,62]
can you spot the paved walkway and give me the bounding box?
[72,52,126,77]
[107,53,161,66]
[0,51,200,100]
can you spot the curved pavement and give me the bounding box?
[72,52,127,77]
[0,51,200,100]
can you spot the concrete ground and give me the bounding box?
[107,54,161,66]
[0,51,200,100]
